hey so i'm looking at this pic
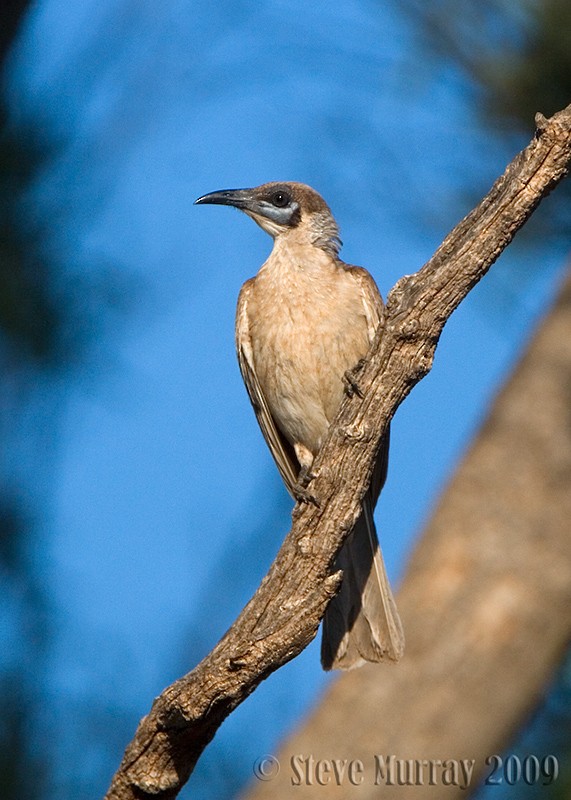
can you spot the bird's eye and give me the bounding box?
[271,191,290,208]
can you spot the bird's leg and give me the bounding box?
[293,445,320,506]
[298,463,316,486]
[343,358,366,398]
[293,480,320,507]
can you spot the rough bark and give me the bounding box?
[104,105,571,800]
[243,267,571,799]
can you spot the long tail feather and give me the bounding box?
[321,497,404,670]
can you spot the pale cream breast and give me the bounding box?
[246,237,372,457]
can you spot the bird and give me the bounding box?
[195,181,404,670]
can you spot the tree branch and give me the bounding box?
[104,105,571,800]
[244,260,571,800]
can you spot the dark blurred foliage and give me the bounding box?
[0,672,49,800]
[400,0,571,244]
[0,101,77,372]
[403,0,571,127]
[0,101,64,795]
[0,0,56,784]
[483,0,571,128]
[0,2,125,797]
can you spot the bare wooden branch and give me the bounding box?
[104,105,571,800]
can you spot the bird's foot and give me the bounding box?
[343,359,366,398]
[293,484,321,507]
[293,465,320,506]
[298,464,316,486]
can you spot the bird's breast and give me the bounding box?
[247,257,370,457]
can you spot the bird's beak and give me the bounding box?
[194,188,255,210]
[195,185,298,238]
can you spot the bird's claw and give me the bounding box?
[298,464,316,486]
[294,466,320,506]
[293,483,321,507]
[343,359,365,400]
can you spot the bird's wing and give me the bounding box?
[346,265,384,342]
[346,265,390,505]
[236,279,300,496]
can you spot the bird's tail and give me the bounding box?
[321,496,404,670]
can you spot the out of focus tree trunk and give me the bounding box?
[243,268,571,799]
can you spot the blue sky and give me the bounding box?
[4,1,567,798]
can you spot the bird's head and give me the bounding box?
[195,181,341,256]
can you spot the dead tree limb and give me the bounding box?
[104,105,571,800]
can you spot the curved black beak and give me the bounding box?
[194,188,254,209]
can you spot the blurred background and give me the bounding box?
[0,1,569,798]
